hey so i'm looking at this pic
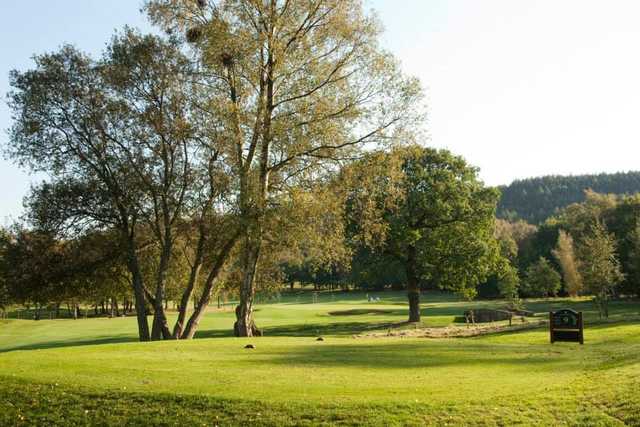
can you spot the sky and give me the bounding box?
[2,0,640,223]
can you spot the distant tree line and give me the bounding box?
[492,190,637,316]
[498,172,640,224]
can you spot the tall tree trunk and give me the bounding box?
[151,308,172,340]
[151,231,174,340]
[406,245,421,323]
[182,233,240,339]
[235,240,261,337]
[602,291,609,318]
[173,243,203,338]
[231,24,274,338]
[149,289,172,340]
[126,241,151,341]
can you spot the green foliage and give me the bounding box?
[1,229,66,314]
[552,230,583,297]
[497,263,520,303]
[511,191,640,302]
[554,190,618,238]
[498,171,640,224]
[347,146,501,299]
[578,222,624,318]
[0,227,131,317]
[624,222,640,297]
[146,0,425,336]
[349,248,406,291]
[6,28,244,340]
[494,220,519,261]
[607,194,640,297]
[521,257,561,298]
[0,284,9,313]
[0,229,10,311]
[517,221,561,276]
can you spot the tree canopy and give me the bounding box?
[6,0,423,339]
[147,0,424,336]
[345,145,502,322]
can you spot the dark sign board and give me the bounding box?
[550,309,584,344]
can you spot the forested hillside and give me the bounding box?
[497,172,640,224]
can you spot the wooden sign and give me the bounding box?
[549,309,584,344]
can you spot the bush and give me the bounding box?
[521,257,561,297]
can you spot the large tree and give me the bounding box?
[7,30,239,341]
[346,146,501,322]
[147,0,423,335]
[578,222,623,318]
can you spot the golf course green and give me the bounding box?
[1,291,638,426]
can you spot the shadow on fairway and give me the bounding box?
[189,315,640,342]
[194,321,401,339]
[260,340,587,370]
[0,335,138,353]
[263,327,639,371]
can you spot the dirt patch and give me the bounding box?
[354,320,547,339]
[328,309,393,316]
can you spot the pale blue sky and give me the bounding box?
[2,1,640,223]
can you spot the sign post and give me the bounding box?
[550,309,584,344]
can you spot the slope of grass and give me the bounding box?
[1,292,639,425]
[3,291,636,352]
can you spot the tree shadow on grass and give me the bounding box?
[0,335,138,354]
[193,329,233,339]
[194,321,401,339]
[0,320,405,352]
[265,320,401,337]
[259,340,590,371]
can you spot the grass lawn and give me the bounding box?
[1,291,639,426]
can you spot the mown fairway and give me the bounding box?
[1,292,639,426]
